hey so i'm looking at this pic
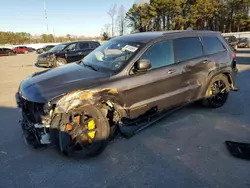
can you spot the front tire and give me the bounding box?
[8,52,14,56]
[53,105,110,158]
[202,74,230,108]
[55,58,67,67]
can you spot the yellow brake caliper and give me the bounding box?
[209,89,213,96]
[87,119,96,143]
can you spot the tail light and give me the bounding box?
[233,52,236,61]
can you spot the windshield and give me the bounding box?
[49,44,66,52]
[80,40,142,71]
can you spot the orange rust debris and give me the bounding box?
[65,124,73,131]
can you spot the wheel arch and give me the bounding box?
[53,88,128,118]
[201,71,232,97]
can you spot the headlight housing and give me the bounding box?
[43,102,52,114]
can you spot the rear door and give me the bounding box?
[173,37,209,102]
[90,42,100,50]
[201,36,229,79]
[78,42,92,59]
[123,39,185,119]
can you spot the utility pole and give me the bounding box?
[44,1,49,34]
[53,28,56,42]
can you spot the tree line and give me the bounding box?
[125,0,250,33]
[1,0,250,44]
[0,32,101,45]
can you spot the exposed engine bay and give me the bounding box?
[16,92,52,148]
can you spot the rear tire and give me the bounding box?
[52,105,110,158]
[202,74,230,108]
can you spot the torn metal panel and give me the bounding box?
[54,88,119,113]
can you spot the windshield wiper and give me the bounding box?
[83,63,99,71]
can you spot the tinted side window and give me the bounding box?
[90,42,97,49]
[202,36,225,55]
[174,37,203,62]
[140,40,174,69]
[79,43,89,50]
[65,43,77,51]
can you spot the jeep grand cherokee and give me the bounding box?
[35,41,100,68]
[16,31,238,157]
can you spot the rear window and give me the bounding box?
[202,36,225,55]
[174,37,203,62]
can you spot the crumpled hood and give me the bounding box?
[19,63,110,103]
[38,51,55,57]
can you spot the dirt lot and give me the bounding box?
[0,50,250,188]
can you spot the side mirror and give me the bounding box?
[134,59,151,72]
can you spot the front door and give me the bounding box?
[121,40,185,119]
[65,43,80,63]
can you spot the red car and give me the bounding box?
[13,46,28,54]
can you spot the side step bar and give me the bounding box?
[231,86,239,91]
[119,103,189,138]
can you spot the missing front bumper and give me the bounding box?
[16,92,51,147]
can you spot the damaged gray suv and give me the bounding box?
[16,31,238,157]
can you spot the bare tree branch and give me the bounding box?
[108,4,117,37]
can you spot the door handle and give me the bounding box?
[167,69,176,74]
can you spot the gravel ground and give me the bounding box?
[0,50,250,188]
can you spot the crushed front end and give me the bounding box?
[15,91,53,148]
[35,53,56,68]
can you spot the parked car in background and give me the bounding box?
[28,47,36,52]
[0,48,16,56]
[35,41,100,68]
[36,45,55,54]
[17,31,238,158]
[237,38,250,48]
[223,35,238,51]
[13,46,29,54]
